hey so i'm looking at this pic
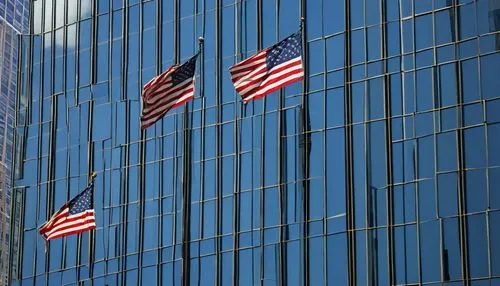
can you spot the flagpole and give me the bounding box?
[298,12,311,285]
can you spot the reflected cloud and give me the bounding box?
[56,0,91,48]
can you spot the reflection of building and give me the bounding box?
[8,0,500,285]
[0,1,28,285]
[490,0,500,49]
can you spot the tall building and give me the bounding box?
[8,0,500,285]
[0,0,28,285]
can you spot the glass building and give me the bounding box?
[8,0,500,285]
[0,0,28,285]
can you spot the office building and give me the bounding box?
[0,0,28,285]
[9,0,500,285]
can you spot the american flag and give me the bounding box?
[39,183,96,240]
[141,54,199,129]
[229,32,304,102]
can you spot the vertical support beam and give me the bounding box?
[452,0,469,284]
[214,0,223,284]
[119,2,130,285]
[137,0,146,284]
[232,2,241,285]
[381,0,395,285]
[180,87,192,286]
[343,0,356,285]
[155,0,163,284]
[276,2,287,285]
[255,1,266,285]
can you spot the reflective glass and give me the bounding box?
[9,0,500,285]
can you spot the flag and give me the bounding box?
[141,54,199,129]
[229,32,304,102]
[39,182,96,241]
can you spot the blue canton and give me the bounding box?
[266,32,302,70]
[172,54,199,85]
[69,184,94,215]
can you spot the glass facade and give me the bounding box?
[9,0,500,285]
[0,0,28,285]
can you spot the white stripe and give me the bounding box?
[143,76,191,106]
[44,211,95,237]
[244,73,303,102]
[46,222,96,240]
[141,90,194,127]
[232,64,267,87]
[238,81,264,96]
[236,58,302,96]
[259,63,303,87]
[44,213,95,237]
[230,57,266,73]
[229,51,267,72]
[41,208,90,232]
[40,208,69,231]
[142,81,194,115]
[143,81,173,102]
[255,72,303,96]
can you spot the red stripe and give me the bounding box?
[234,71,268,94]
[41,217,95,236]
[140,93,194,129]
[241,68,304,101]
[40,210,95,235]
[46,224,96,240]
[140,88,194,125]
[141,84,194,118]
[244,75,303,102]
[45,217,96,237]
[229,50,267,71]
[142,70,175,100]
[143,80,173,102]
[143,66,177,95]
[143,79,192,108]
[230,62,267,82]
[232,65,268,91]
[39,208,69,233]
[237,59,303,97]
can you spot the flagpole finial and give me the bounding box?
[198,36,204,42]
[90,172,97,181]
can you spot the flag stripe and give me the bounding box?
[232,64,267,89]
[243,73,304,102]
[142,78,193,112]
[144,66,175,91]
[44,218,96,239]
[238,58,303,99]
[43,211,96,237]
[143,66,177,95]
[45,223,96,240]
[230,61,267,81]
[140,93,194,129]
[140,88,194,128]
[39,208,69,232]
[229,50,267,72]
[141,83,194,120]
[40,209,93,233]
[235,58,302,95]
[143,81,173,103]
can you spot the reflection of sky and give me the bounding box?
[34,0,92,48]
